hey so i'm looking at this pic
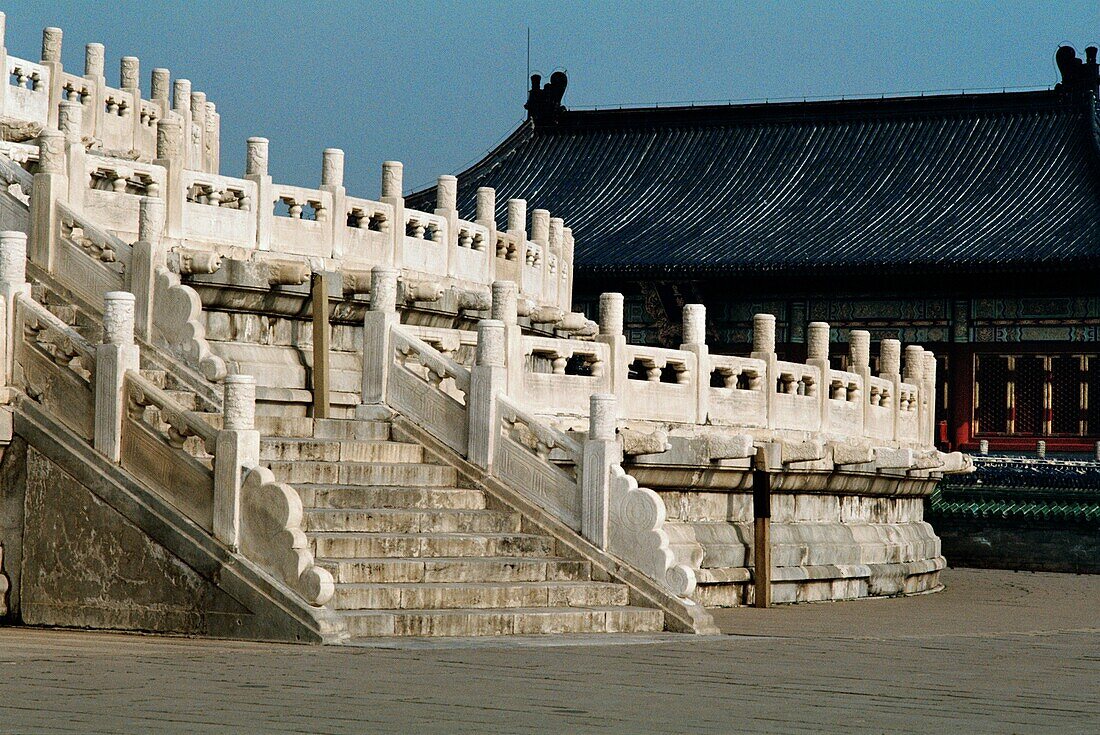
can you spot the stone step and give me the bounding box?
[163,389,199,411]
[310,532,556,559]
[331,581,629,611]
[260,438,422,463]
[138,369,168,389]
[297,485,487,511]
[318,556,591,584]
[314,418,392,441]
[342,606,665,637]
[267,461,456,487]
[304,508,520,534]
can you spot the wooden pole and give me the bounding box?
[311,271,330,419]
[752,466,771,608]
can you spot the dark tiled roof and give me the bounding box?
[406,91,1100,276]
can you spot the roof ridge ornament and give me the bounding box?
[1055,45,1099,96]
[526,70,568,124]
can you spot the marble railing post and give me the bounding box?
[95,292,140,462]
[596,292,628,404]
[751,313,779,430]
[681,303,708,424]
[41,27,64,128]
[29,129,67,272]
[381,161,404,267]
[357,266,398,418]
[547,216,563,306]
[849,329,872,435]
[121,56,142,156]
[0,14,8,121]
[491,280,523,398]
[476,187,498,283]
[0,232,31,384]
[506,198,526,294]
[244,137,271,250]
[468,319,506,469]
[190,91,207,172]
[922,350,938,445]
[83,42,105,142]
[154,114,185,239]
[531,209,552,302]
[205,101,220,174]
[561,226,574,310]
[58,100,86,208]
[880,339,902,441]
[807,321,830,432]
[435,174,458,276]
[150,68,171,118]
[321,147,346,258]
[214,374,259,551]
[131,197,166,341]
[904,345,926,443]
[581,393,621,549]
[172,79,192,167]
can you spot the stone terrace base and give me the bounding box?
[657,487,944,606]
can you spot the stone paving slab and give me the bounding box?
[0,569,1097,734]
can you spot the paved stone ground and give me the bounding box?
[0,568,1097,734]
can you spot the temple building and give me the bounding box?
[409,47,1100,455]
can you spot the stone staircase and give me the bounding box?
[29,282,665,638]
[259,417,664,637]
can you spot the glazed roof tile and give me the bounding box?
[406,90,1100,276]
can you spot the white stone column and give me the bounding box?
[95,292,140,463]
[681,303,708,424]
[321,147,346,258]
[29,130,67,273]
[849,329,871,435]
[752,313,779,429]
[880,339,902,441]
[190,91,207,173]
[548,217,564,309]
[506,199,526,297]
[243,136,271,250]
[155,115,185,239]
[206,101,220,175]
[476,187,497,283]
[82,42,105,143]
[491,280,523,399]
[131,197,166,341]
[581,393,621,549]
[807,321,830,432]
[214,374,259,551]
[357,266,399,418]
[121,56,142,156]
[435,174,459,275]
[381,161,404,267]
[58,100,86,209]
[0,14,8,122]
[172,79,192,167]
[150,68,171,117]
[0,231,31,384]
[468,319,506,469]
[922,350,938,446]
[561,226,575,309]
[41,27,64,129]
[596,292,628,405]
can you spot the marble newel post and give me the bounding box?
[0,232,31,385]
[491,280,522,398]
[29,129,68,272]
[245,137,272,250]
[849,329,872,434]
[581,393,622,550]
[321,148,347,258]
[381,162,405,267]
[806,321,831,431]
[880,339,902,440]
[681,304,709,424]
[468,319,506,469]
[595,293,628,402]
[131,197,166,341]
[94,292,141,463]
[214,374,259,550]
[751,313,779,429]
[357,266,399,419]
[476,187,497,282]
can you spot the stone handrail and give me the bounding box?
[361,279,699,600]
[125,369,217,453]
[0,153,34,196]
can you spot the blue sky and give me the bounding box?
[5,1,1099,196]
